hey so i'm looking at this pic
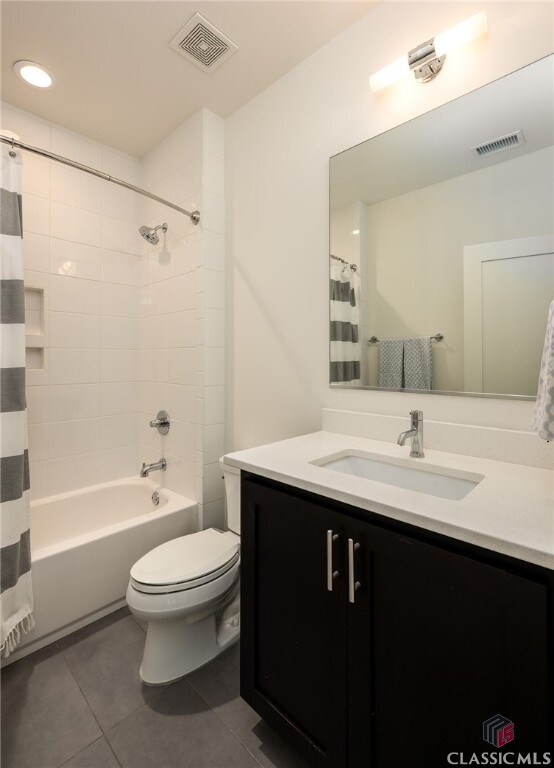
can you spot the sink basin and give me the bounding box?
[311,450,484,500]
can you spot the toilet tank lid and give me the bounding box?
[130,528,239,586]
[219,457,240,475]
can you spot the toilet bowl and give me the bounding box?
[126,461,241,685]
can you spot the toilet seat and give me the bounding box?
[130,528,240,595]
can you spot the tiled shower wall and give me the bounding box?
[2,103,226,524]
[1,103,144,498]
[140,109,226,530]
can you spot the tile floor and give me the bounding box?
[1,609,309,768]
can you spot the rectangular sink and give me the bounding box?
[311,450,484,500]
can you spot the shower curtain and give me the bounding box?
[330,260,361,384]
[0,145,34,657]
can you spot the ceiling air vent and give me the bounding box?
[169,13,238,72]
[472,130,525,159]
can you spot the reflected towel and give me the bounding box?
[404,337,433,391]
[533,299,554,441]
[378,339,404,389]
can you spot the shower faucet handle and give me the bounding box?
[149,410,170,435]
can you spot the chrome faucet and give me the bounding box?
[140,458,167,478]
[397,410,424,458]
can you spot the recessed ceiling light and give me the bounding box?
[351,229,360,235]
[13,60,55,89]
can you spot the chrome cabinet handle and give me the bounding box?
[327,530,339,591]
[348,538,361,603]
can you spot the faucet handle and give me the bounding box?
[149,410,170,435]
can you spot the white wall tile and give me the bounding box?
[169,348,195,385]
[22,232,50,273]
[139,381,169,417]
[203,423,225,464]
[51,201,101,246]
[203,111,225,159]
[205,308,224,347]
[140,348,169,383]
[50,238,102,281]
[166,420,195,462]
[204,153,224,197]
[202,191,225,235]
[102,282,140,317]
[204,269,224,309]
[49,384,100,422]
[48,452,102,496]
[204,347,225,386]
[28,423,49,462]
[101,182,140,223]
[169,235,198,277]
[51,127,102,167]
[23,193,50,236]
[101,349,140,382]
[49,312,101,349]
[2,103,51,148]
[102,215,144,256]
[101,147,141,183]
[166,384,195,424]
[29,460,49,500]
[164,455,195,498]
[101,382,139,415]
[204,386,224,425]
[22,155,50,198]
[26,386,49,424]
[49,348,101,385]
[168,310,196,348]
[50,274,101,314]
[203,461,224,504]
[101,316,140,349]
[49,418,100,459]
[203,231,224,272]
[147,280,171,316]
[100,414,139,450]
[101,445,138,482]
[51,164,102,212]
[170,272,196,312]
[102,249,146,287]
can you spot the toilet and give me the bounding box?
[126,461,241,685]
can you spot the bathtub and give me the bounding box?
[3,477,197,665]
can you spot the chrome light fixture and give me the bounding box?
[369,11,488,92]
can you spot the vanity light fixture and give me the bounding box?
[13,60,55,89]
[369,11,487,92]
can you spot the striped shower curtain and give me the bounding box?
[0,145,34,657]
[329,260,360,384]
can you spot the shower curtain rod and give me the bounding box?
[1,135,201,225]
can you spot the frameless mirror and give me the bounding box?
[329,55,554,398]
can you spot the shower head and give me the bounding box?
[139,222,168,245]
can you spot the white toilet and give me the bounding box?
[126,461,241,685]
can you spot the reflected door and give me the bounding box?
[463,235,554,395]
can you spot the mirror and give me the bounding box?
[329,55,554,398]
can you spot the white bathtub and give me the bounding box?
[3,477,197,664]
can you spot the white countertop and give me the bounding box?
[225,431,554,570]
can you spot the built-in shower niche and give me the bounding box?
[24,283,46,373]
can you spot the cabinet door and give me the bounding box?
[347,522,552,767]
[241,478,349,768]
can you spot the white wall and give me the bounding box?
[140,109,226,529]
[226,1,554,449]
[2,102,144,498]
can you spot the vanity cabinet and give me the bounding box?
[240,473,553,768]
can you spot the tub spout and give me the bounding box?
[140,458,167,478]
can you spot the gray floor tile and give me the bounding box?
[106,676,260,768]
[59,609,161,731]
[0,645,102,768]
[188,645,309,768]
[61,737,120,768]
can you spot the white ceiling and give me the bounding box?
[1,0,375,157]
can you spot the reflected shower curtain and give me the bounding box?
[0,145,34,657]
[329,260,360,384]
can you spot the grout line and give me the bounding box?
[185,677,264,768]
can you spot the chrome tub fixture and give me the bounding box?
[149,410,170,435]
[140,459,167,478]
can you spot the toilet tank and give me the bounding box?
[220,460,241,534]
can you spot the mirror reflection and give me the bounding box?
[329,55,554,398]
